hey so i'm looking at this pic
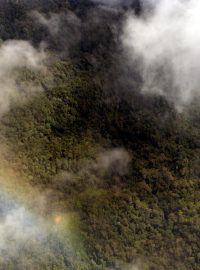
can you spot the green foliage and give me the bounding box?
[1,56,200,269]
[0,2,200,267]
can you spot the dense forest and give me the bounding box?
[0,0,200,269]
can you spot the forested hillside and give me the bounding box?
[0,1,200,269]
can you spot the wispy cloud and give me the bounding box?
[31,10,81,54]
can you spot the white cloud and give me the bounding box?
[123,0,200,110]
[0,40,45,115]
[0,207,44,253]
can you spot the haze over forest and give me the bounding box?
[0,0,200,269]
